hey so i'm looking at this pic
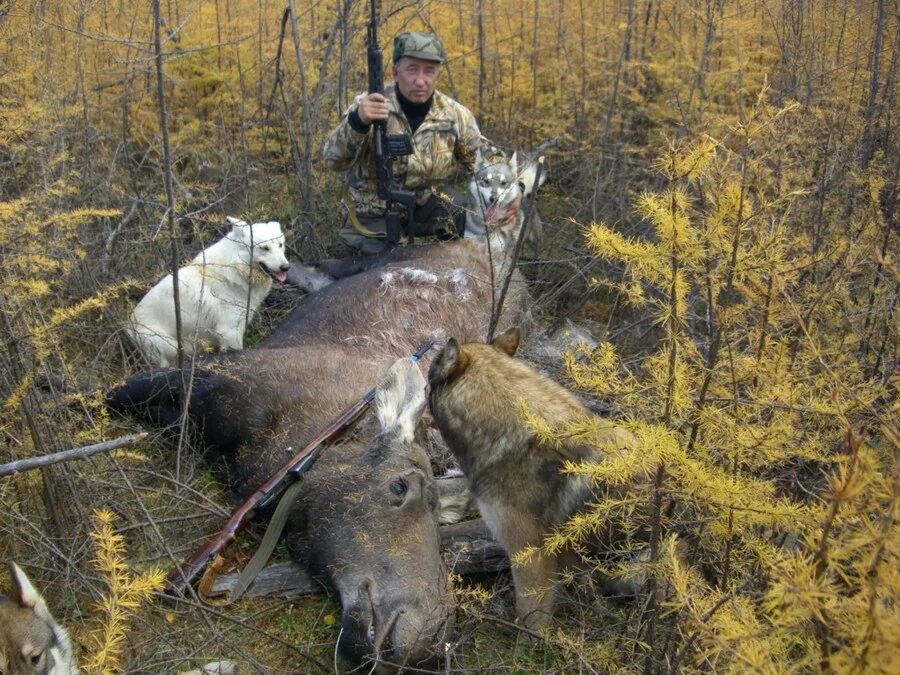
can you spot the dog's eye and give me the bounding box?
[261,245,270,252]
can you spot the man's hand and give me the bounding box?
[356,93,390,125]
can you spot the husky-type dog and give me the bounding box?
[0,563,78,675]
[127,217,290,367]
[428,328,637,629]
[465,150,547,247]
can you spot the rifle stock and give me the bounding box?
[164,341,435,597]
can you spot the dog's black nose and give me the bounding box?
[280,263,290,272]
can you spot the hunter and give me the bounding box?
[323,31,517,254]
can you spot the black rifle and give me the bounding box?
[367,0,416,247]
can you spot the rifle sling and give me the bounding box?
[344,191,410,243]
[227,478,307,602]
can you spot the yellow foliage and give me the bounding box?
[85,509,164,674]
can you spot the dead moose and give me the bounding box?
[107,231,530,672]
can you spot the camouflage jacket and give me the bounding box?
[322,84,481,215]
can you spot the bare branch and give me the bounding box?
[0,433,148,477]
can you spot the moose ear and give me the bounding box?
[8,563,41,609]
[428,338,469,386]
[375,358,426,442]
[491,327,520,356]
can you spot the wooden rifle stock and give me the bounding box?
[164,341,435,596]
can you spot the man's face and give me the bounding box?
[392,56,441,103]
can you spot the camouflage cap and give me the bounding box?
[392,32,446,64]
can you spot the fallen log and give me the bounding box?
[206,518,507,599]
[0,432,148,477]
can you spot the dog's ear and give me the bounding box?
[518,158,546,198]
[536,160,547,189]
[509,152,518,179]
[428,338,470,386]
[473,148,485,172]
[226,216,248,228]
[491,327,520,356]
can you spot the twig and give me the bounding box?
[487,157,545,341]
[0,432,147,477]
[103,200,138,274]
[162,592,332,673]
[668,591,733,673]
[479,614,599,675]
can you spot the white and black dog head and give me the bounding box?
[226,216,291,284]
[465,150,547,244]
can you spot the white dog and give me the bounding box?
[128,217,290,367]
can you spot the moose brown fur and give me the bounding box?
[108,236,528,671]
[428,328,637,629]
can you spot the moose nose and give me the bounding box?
[338,578,429,672]
[338,578,383,663]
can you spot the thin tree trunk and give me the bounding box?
[688,0,724,109]
[687,151,748,452]
[529,0,539,146]
[644,188,680,674]
[215,0,223,70]
[477,0,485,120]
[75,1,92,178]
[287,0,314,220]
[257,0,265,111]
[639,0,654,61]
[152,0,189,486]
[858,0,885,168]
[860,216,893,365]
[578,0,587,130]
[151,0,183,372]
[337,0,354,116]
[592,0,634,220]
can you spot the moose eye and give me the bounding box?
[30,653,43,666]
[390,478,407,497]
